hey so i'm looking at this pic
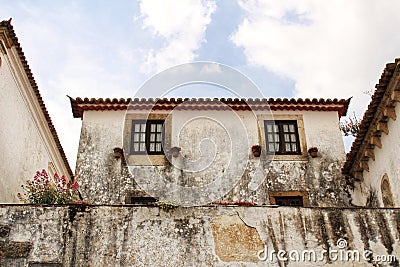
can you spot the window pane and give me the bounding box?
[275,143,279,151]
[150,133,155,142]
[274,124,279,132]
[289,124,295,132]
[140,123,146,131]
[141,133,145,141]
[290,134,296,142]
[266,124,273,132]
[268,144,275,152]
[285,143,291,151]
[139,143,145,151]
[156,133,162,142]
[284,134,290,142]
[133,143,139,151]
[283,124,288,132]
[157,124,162,132]
[149,143,155,151]
[150,124,156,132]
[268,134,274,142]
[275,134,279,141]
[291,143,297,152]
[133,133,140,141]
[134,124,140,132]
[156,143,161,151]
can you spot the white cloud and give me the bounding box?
[139,0,217,74]
[231,0,400,115]
[200,63,222,75]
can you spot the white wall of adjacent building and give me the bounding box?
[352,103,400,207]
[0,43,71,203]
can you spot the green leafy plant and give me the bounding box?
[18,169,79,204]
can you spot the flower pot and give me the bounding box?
[308,147,318,158]
[251,145,261,157]
[170,147,181,158]
[113,147,123,159]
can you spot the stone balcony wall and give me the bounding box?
[0,205,399,266]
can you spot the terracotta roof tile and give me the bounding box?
[342,58,400,176]
[69,96,350,118]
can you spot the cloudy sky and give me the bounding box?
[2,0,400,171]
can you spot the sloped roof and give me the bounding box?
[69,97,350,119]
[342,58,400,179]
[0,19,73,178]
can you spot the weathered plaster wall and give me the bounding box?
[302,111,346,158]
[76,109,348,206]
[0,205,399,266]
[351,103,400,207]
[75,110,136,204]
[0,46,69,203]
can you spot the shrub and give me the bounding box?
[18,169,79,204]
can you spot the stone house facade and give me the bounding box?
[0,20,73,203]
[2,20,400,266]
[70,97,351,207]
[343,58,400,208]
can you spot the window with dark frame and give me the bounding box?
[264,120,301,155]
[274,196,303,207]
[130,120,164,155]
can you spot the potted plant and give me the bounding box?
[308,147,318,158]
[251,145,261,157]
[113,147,124,158]
[170,146,181,158]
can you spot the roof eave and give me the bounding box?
[69,97,350,119]
[342,59,400,179]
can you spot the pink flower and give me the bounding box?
[70,181,79,190]
[61,175,67,185]
[20,169,78,204]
